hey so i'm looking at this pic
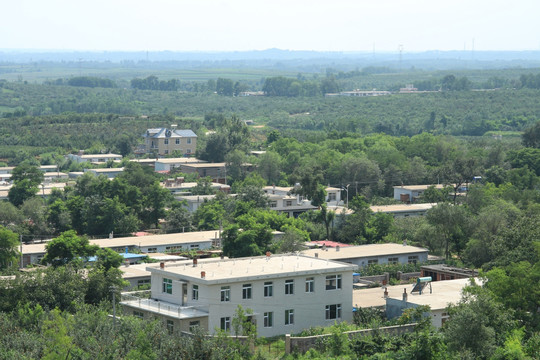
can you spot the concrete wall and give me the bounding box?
[286,323,418,354]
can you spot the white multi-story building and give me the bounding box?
[120,254,356,337]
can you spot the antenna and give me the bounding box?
[471,38,475,60]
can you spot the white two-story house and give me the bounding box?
[120,254,355,337]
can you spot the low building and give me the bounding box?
[67,153,123,163]
[393,184,447,203]
[154,158,206,172]
[175,194,220,213]
[163,181,231,195]
[84,167,124,179]
[420,264,478,281]
[120,254,356,337]
[179,163,228,183]
[20,231,221,267]
[370,203,437,218]
[143,127,197,156]
[301,243,428,267]
[386,278,475,328]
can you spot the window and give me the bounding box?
[264,282,273,297]
[164,139,169,145]
[189,321,200,332]
[192,285,199,300]
[187,138,192,144]
[166,320,174,334]
[164,150,169,154]
[328,192,336,201]
[368,259,378,265]
[285,309,294,325]
[285,279,294,295]
[162,278,173,294]
[137,279,150,287]
[221,286,230,302]
[133,311,144,319]
[220,317,230,331]
[269,201,277,208]
[305,277,314,293]
[242,284,252,299]
[263,312,273,327]
[147,247,157,253]
[408,255,419,264]
[325,275,342,290]
[285,200,293,207]
[190,244,200,249]
[187,149,191,154]
[166,246,182,252]
[175,138,180,145]
[325,304,342,320]
[388,257,399,264]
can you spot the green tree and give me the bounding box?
[444,283,516,359]
[42,231,98,267]
[216,78,234,96]
[522,120,540,148]
[426,203,470,259]
[0,226,19,270]
[9,164,44,205]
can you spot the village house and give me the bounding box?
[143,126,197,156]
[301,243,429,267]
[120,254,355,337]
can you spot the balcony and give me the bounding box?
[120,292,208,320]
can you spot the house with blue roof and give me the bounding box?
[143,126,197,156]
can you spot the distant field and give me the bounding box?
[0,63,298,84]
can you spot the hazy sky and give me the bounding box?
[2,0,539,52]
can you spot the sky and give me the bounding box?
[2,0,540,52]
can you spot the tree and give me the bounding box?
[9,163,44,206]
[191,177,215,195]
[522,120,540,148]
[426,203,470,260]
[163,206,193,233]
[42,231,98,267]
[216,78,234,96]
[0,226,19,270]
[444,283,516,359]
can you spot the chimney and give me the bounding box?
[160,262,165,269]
[322,244,327,251]
[403,288,408,302]
[201,271,206,279]
[336,245,340,252]
[193,258,198,267]
[403,240,407,246]
[266,251,271,261]
[384,287,389,299]
[315,253,319,258]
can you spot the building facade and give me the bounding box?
[120,254,355,337]
[143,128,197,156]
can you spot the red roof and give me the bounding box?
[311,240,351,248]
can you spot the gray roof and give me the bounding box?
[144,128,197,138]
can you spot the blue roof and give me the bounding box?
[87,253,147,262]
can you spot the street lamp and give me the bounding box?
[342,184,350,208]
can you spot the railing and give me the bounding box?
[120,292,208,319]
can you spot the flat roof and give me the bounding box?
[22,230,220,255]
[79,154,122,158]
[180,162,226,168]
[301,243,428,261]
[370,203,436,213]
[87,168,124,173]
[387,278,477,310]
[150,254,356,284]
[155,158,206,164]
[393,184,448,191]
[421,264,478,277]
[353,278,475,309]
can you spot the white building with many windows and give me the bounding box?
[120,254,356,337]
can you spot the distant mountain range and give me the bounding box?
[2,49,540,71]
